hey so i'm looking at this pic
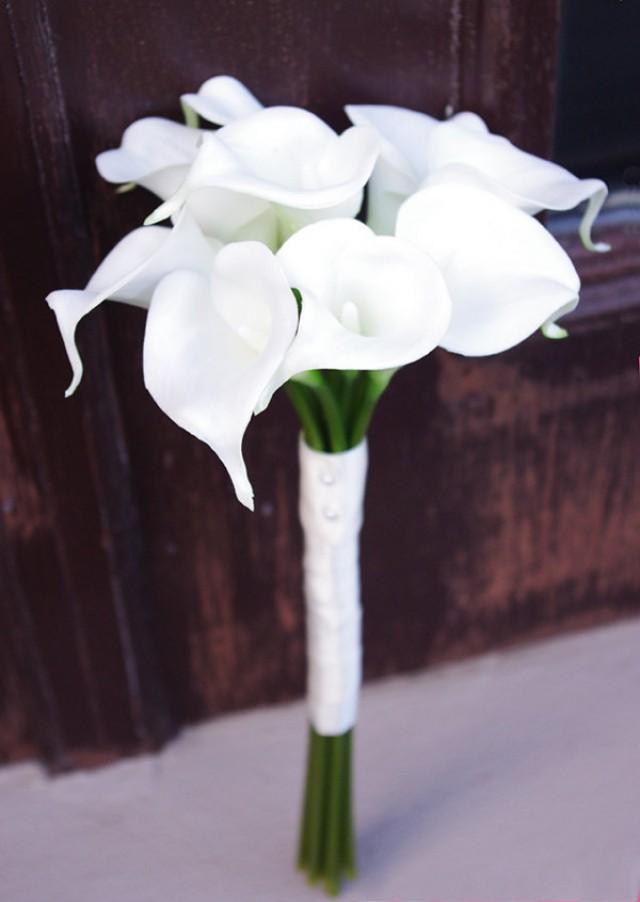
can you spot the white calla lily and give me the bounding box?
[95,75,264,202]
[257,218,451,405]
[345,105,438,234]
[142,244,298,509]
[424,113,609,251]
[181,74,263,125]
[344,104,440,234]
[47,216,297,508]
[396,183,580,356]
[145,107,380,248]
[96,118,206,201]
[346,104,608,249]
[47,212,217,396]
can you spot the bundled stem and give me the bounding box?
[298,728,355,895]
[287,368,391,895]
[286,369,391,453]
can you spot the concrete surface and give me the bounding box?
[1,618,639,902]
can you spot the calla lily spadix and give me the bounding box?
[145,107,380,248]
[47,212,298,509]
[181,74,263,126]
[259,218,451,407]
[346,104,608,250]
[396,183,580,356]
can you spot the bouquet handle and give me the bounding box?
[297,437,368,894]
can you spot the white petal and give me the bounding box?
[396,183,580,356]
[96,117,204,200]
[146,109,379,224]
[345,104,438,180]
[274,190,366,245]
[47,213,216,396]
[448,111,489,134]
[142,246,297,509]
[345,104,437,234]
[424,114,609,250]
[181,187,277,246]
[363,156,417,235]
[266,218,451,395]
[180,182,365,249]
[181,75,263,125]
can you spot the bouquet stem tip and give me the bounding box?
[297,726,356,896]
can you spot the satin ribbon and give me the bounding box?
[298,436,368,735]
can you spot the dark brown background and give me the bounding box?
[1,0,639,771]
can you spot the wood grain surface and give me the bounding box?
[2,0,638,770]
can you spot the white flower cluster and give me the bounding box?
[48,75,607,509]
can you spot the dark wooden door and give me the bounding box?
[2,0,639,770]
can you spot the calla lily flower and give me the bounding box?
[145,107,380,249]
[257,217,451,406]
[47,214,298,509]
[181,74,263,126]
[96,117,206,201]
[395,183,580,356]
[96,75,264,203]
[47,212,217,396]
[346,104,608,250]
[142,244,298,509]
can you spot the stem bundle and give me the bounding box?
[297,728,355,895]
[288,368,390,894]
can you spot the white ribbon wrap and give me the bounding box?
[298,436,368,736]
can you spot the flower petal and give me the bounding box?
[396,183,580,356]
[180,187,277,246]
[146,109,379,225]
[96,117,204,200]
[264,218,451,398]
[181,75,263,125]
[344,104,437,180]
[424,114,609,250]
[362,156,417,235]
[47,213,216,396]
[347,104,608,249]
[142,245,297,509]
[345,104,437,234]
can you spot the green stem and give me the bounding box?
[349,370,396,447]
[286,382,326,451]
[336,371,360,428]
[343,374,368,445]
[349,384,377,447]
[313,375,348,452]
[342,730,356,877]
[324,736,345,895]
[308,731,328,883]
[297,728,356,894]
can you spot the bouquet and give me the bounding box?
[47,75,607,895]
